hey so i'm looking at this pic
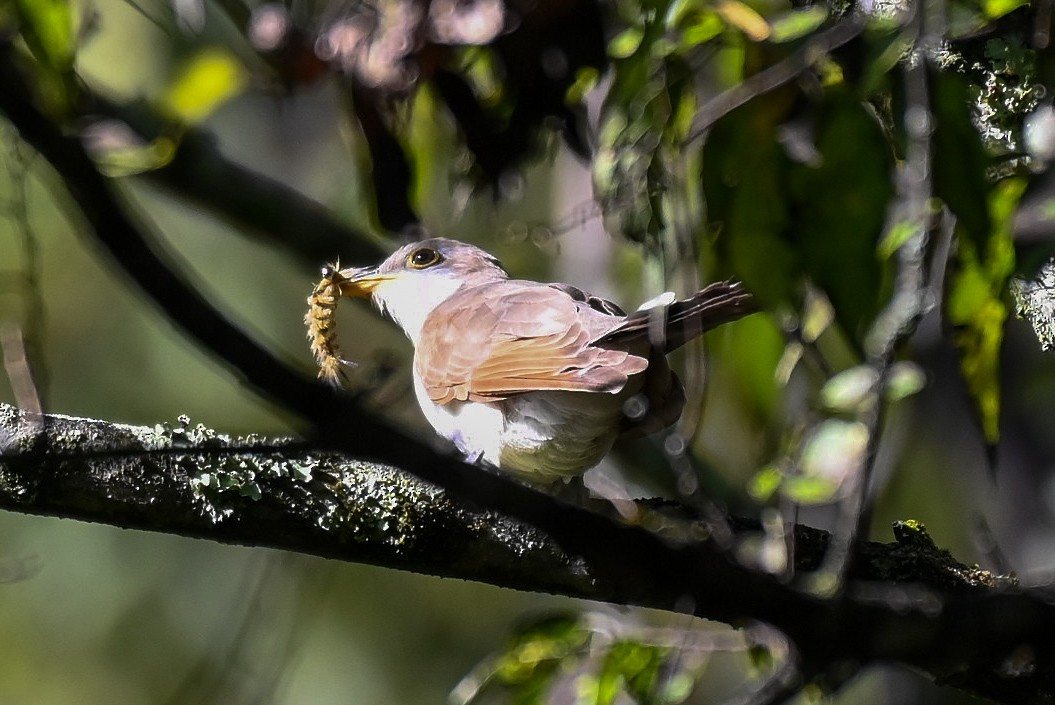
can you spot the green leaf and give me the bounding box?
[704,101,798,309]
[595,19,699,246]
[793,419,869,503]
[877,219,920,260]
[820,365,879,414]
[782,475,841,505]
[946,178,1023,443]
[679,12,724,48]
[12,0,77,113]
[565,67,600,106]
[14,0,74,72]
[787,90,894,338]
[749,464,783,501]
[983,0,1029,20]
[608,27,645,59]
[931,71,993,254]
[768,6,829,43]
[715,0,771,42]
[598,642,668,705]
[884,361,927,401]
[160,48,249,124]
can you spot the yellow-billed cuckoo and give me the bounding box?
[319,238,755,484]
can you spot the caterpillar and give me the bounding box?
[305,264,350,385]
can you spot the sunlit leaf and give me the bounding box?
[716,0,771,41]
[160,48,249,124]
[598,642,668,705]
[565,67,600,106]
[608,27,645,58]
[877,219,920,260]
[81,119,178,176]
[749,464,783,501]
[983,0,1029,20]
[679,12,724,48]
[12,0,77,113]
[793,419,869,503]
[782,475,841,504]
[769,6,828,43]
[820,365,879,414]
[885,361,927,401]
[665,0,705,28]
[946,178,1023,443]
[595,17,698,245]
[14,0,74,72]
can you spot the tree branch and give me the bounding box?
[0,403,597,597]
[5,402,1055,705]
[88,95,389,266]
[5,38,1055,705]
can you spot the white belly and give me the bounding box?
[412,377,624,483]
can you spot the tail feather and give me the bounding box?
[595,279,757,353]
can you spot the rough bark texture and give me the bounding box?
[6,403,1055,704]
[0,404,593,597]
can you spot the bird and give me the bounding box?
[316,238,756,484]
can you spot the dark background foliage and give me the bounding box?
[2,0,1055,702]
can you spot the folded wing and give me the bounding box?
[417,281,648,404]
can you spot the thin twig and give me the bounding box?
[811,11,935,594]
[686,17,866,143]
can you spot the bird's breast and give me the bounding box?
[412,377,627,483]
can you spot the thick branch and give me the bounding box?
[4,41,1055,705]
[0,404,594,596]
[88,96,388,265]
[4,403,1055,705]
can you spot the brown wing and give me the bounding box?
[595,279,756,353]
[416,281,649,405]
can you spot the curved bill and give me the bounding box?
[334,266,394,298]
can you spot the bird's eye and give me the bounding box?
[407,247,443,269]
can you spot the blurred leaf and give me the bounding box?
[884,361,927,401]
[715,0,770,41]
[931,71,993,254]
[782,474,841,504]
[704,101,797,308]
[665,0,704,27]
[788,90,894,339]
[946,178,1023,443]
[820,365,879,414]
[719,313,785,420]
[160,48,249,125]
[597,642,668,705]
[801,289,834,343]
[983,0,1029,20]
[81,120,178,176]
[769,7,829,44]
[12,0,77,113]
[595,11,699,246]
[565,67,600,106]
[14,0,74,72]
[679,12,724,48]
[749,464,783,501]
[609,27,645,58]
[860,25,913,95]
[794,419,869,503]
[877,219,919,260]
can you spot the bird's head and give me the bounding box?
[336,238,509,342]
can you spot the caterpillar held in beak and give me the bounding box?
[305,264,352,385]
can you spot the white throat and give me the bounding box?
[372,272,466,343]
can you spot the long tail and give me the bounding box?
[595,279,758,353]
